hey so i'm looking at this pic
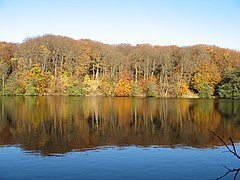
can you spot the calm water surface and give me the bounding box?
[0,97,240,179]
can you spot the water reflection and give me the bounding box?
[0,97,240,155]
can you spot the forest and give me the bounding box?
[0,34,239,98]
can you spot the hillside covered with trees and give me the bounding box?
[0,35,239,98]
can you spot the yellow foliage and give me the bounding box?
[191,62,221,92]
[101,81,112,96]
[56,72,72,93]
[177,81,189,96]
[82,75,92,94]
[25,64,53,95]
[114,79,131,97]
[82,75,101,95]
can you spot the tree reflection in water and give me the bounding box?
[209,130,240,180]
[0,97,240,156]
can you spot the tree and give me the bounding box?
[38,44,50,71]
[0,61,9,94]
[114,71,132,97]
[0,42,16,94]
[131,81,141,96]
[0,35,240,97]
[198,83,213,98]
[218,68,240,99]
[25,64,53,95]
[190,61,221,95]
[157,46,177,97]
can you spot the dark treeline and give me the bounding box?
[0,34,239,97]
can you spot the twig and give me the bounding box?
[216,169,231,180]
[209,130,240,179]
[216,165,240,180]
[230,137,240,159]
[208,129,240,159]
[233,170,240,180]
[222,164,232,171]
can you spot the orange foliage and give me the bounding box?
[114,71,132,97]
[114,79,132,97]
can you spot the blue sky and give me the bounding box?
[0,0,240,49]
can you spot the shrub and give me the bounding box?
[198,83,213,98]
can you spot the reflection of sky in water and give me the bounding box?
[0,97,240,179]
[0,146,239,180]
[0,97,240,155]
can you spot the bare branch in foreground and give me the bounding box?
[216,165,240,180]
[208,130,240,179]
[208,129,240,159]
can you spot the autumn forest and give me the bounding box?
[0,34,240,98]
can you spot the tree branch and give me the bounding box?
[216,165,240,180]
[208,129,240,159]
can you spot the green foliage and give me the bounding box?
[4,72,26,95]
[66,79,84,95]
[25,84,37,95]
[198,83,213,98]
[218,68,240,99]
[131,82,140,97]
[67,85,84,95]
[2,78,15,95]
[218,84,233,98]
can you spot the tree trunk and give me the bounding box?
[92,65,95,79]
[135,66,138,83]
[2,75,4,95]
[54,62,57,85]
[60,55,64,72]
[96,63,99,82]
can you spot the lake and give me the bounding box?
[0,97,240,179]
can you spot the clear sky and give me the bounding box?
[0,0,240,49]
